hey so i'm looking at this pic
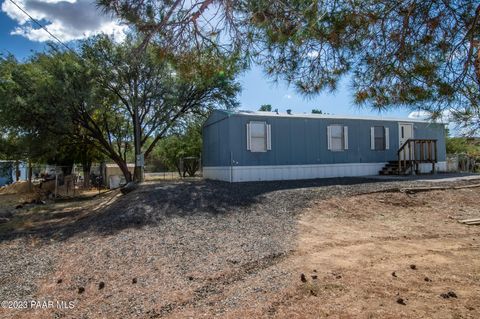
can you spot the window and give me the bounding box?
[327,125,348,151]
[247,121,271,152]
[370,126,390,150]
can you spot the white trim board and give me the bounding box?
[234,111,439,124]
[203,162,448,182]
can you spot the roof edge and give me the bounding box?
[230,110,443,124]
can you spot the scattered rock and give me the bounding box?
[440,291,458,299]
[78,287,85,294]
[300,274,307,283]
[397,298,406,305]
[424,277,431,282]
[335,275,342,279]
[99,282,105,290]
[0,217,10,224]
[410,264,417,270]
[132,278,137,284]
[57,279,63,284]
[310,290,317,296]
[313,269,317,273]
[187,276,194,281]
[311,275,318,280]
[392,271,397,277]
[15,204,23,209]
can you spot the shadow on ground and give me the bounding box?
[0,176,449,243]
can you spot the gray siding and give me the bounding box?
[203,110,446,167]
[202,110,231,166]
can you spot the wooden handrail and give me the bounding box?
[398,139,438,175]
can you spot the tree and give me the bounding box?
[151,119,203,176]
[80,35,240,181]
[246,1,480,131]
[259,104,272,111]
[0,54,94,185]
[98,0,246,55]
[446,137,480,155]
[311,109,323,114]
[100,1,480,132]
[1,36,241,183]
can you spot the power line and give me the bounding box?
[8,0,76,54]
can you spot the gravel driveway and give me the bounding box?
[0,175,478,318]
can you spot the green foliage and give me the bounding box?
[446,138,480,156]
[311,109,323,114]
[259,104,272,111]
[0,54,79,163]
[0,35,241,181]
[99,0,480,133]
[245,0,480,132]
[149,120,202,174]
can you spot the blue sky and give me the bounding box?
[0,1,417,119]
[238,67,412,118]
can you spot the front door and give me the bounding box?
[399,123,414,160]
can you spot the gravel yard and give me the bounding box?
[0,176,479,318]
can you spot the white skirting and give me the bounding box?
[204,162,384,182]
[204,161,448,182]
[418,161,447,173]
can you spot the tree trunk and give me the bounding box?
[28,160,32,192]
[116,160,132,183]
[132,98,144,183]
[176,164,182,178]
[83,161,91,188]
[133,165,143,183]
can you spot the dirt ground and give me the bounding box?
[0,177,479,318]
[253,189,480,319]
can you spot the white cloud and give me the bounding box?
[1,0,127,42]
[408,110,431,120]
[284,94,292,99]
[408,110,453,123]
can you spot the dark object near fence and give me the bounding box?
[120,182,137,195]
[90,174,103,187]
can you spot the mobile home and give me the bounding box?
[202,110,446,182]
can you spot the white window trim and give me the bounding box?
[327,125,348,151]
[371,126,390,151]
[247,121,271,152]
[385,127,390,150]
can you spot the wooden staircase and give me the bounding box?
[379,160,408,175]
[379,139,438,175]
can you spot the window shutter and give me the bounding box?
[266,124,272,150]
[246,123,251,150]
[327,126,332,150]
[343,126,349,150]
[370,127,375,150]
[385,127,390,150]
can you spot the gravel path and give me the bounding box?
[0,175,479,318]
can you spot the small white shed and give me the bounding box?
[103,163,135,188]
